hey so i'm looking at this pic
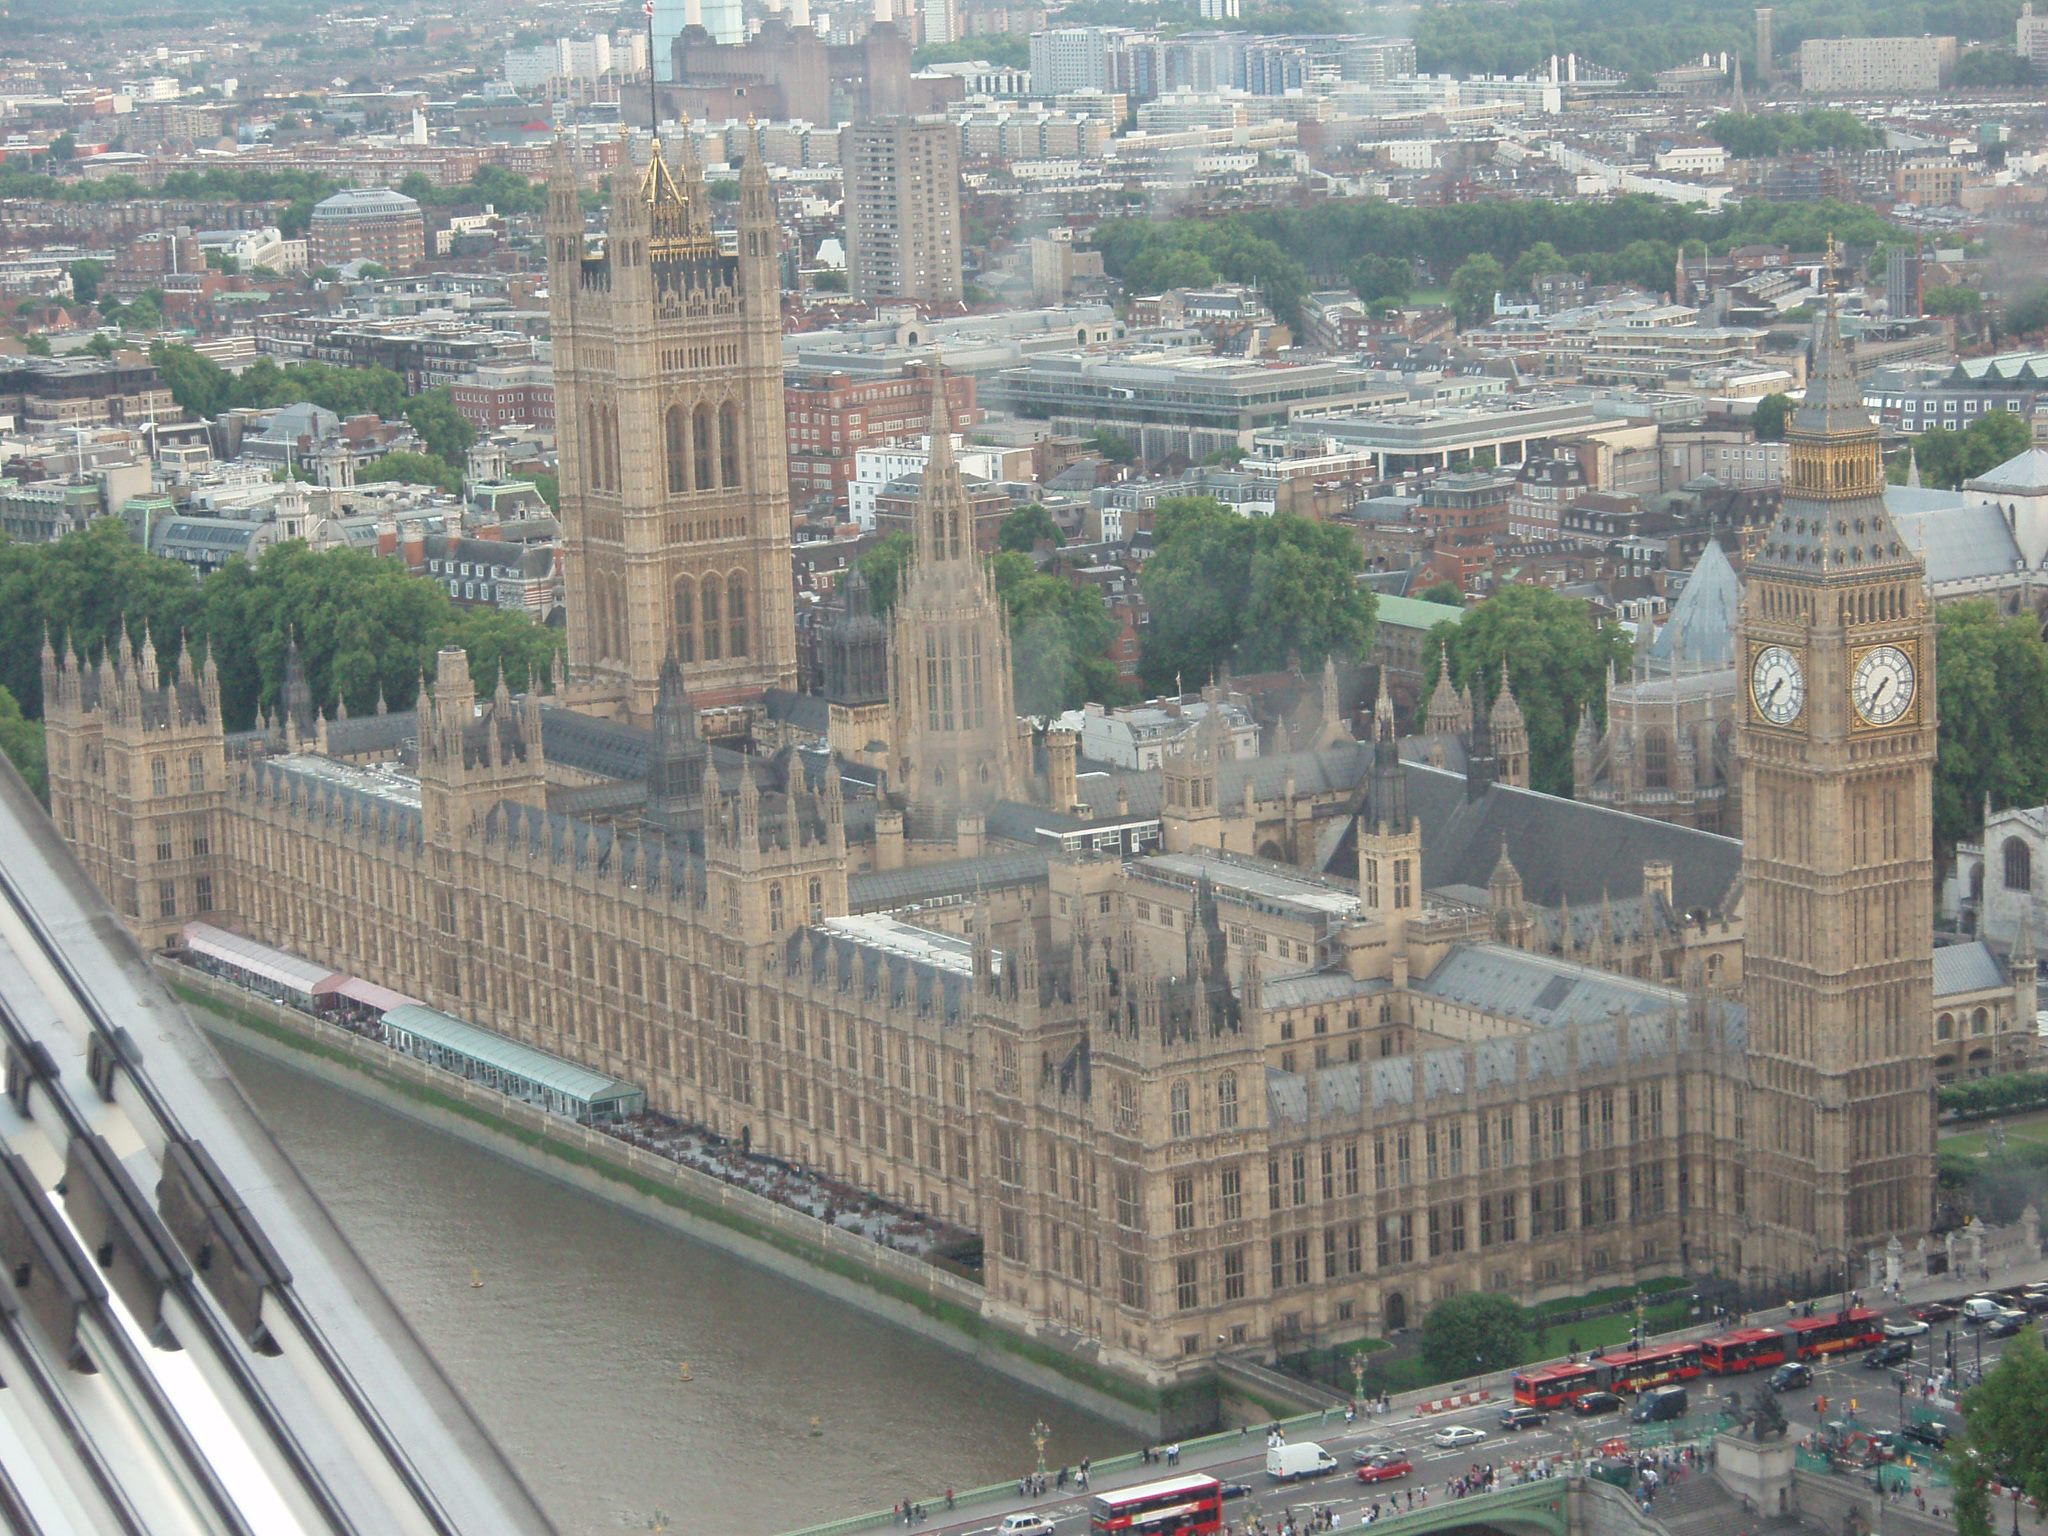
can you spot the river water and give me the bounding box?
[217,1041,1123,1536]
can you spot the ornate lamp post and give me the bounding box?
[1031,1418,1050,1478]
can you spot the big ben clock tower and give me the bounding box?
[1738,297,1936,1287]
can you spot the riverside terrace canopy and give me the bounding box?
[181,920,339,1005]
[380,1004,647,1124]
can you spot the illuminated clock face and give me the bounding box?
[1750,645,1805,727]
[1853,645,1916,727]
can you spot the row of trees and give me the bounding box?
[1709,109,1881,159]
[1093,196,1894,326]
[0,521,562,738]
[1413,0,2021,80]
[148,343,476,472]
[1137,498,1376,695]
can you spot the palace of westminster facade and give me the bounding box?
[40,145,1980,1385]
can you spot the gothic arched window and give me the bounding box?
[719,402,742,488]
[673,578,696,663]
[2005,836,2032,892]
[1169,1081,1191,1139]
[727,574,747,658]
[700,579,722,661]
[693,406,714,491]
[769,884,785,933]
[665,406,687,494]
[1643,727,1669,790]
[1217,1072,1238,1130]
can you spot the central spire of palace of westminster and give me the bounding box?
[888,379,1027,853]
[545,132,797,721]
[1737,295,1937,1283]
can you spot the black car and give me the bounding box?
[1903,1420,1953,1450]
[1769,1362,1812,1392]
[2018,1290,2048,1316]
[1986,1310,2028,1339]
[1499,1406,1548,1431]
[1572,1391,1624,1417]
[1220,1482,1252,1501]
[1862,1340,1914,1369]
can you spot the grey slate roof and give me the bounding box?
[764,688,829,735]
[1967,447,2048,495]
[1890,498,2024,585]
[1322,763,1744,916]
[1411,943,1686,1029]
[1647,539,1738,672]
[849,848,1053,911]
[1933,940,2008,997]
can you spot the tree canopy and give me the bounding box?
[148,345,475,470]
[855,532,915,621]
[1896,411,2031,491]
[1752,392,1792,442]
[1090,196,1893,329]
[0,521,560,733]
[1949,1331,2048,1536]
[1450,254,1504,327]
[989,551,1128,716]
[1138,498,1375,693]
[1427,584,1630,795]
[1420,1292,1533,1382]
[1412,0,2017,79]
[0,684,44,800]
[998,504,1065,553]
[1710,110,1881,159]
[1931,601,2048,849]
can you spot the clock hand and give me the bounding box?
[1872,676,1890,706]
[1761,678,1782,706]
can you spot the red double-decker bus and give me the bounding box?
[1782,1308,1885,1360]
[1090,1474,1225,1535]
[1700,1328,1789,1375]
[1511,1361,1604,1408]
[1597,1341,1704,1393]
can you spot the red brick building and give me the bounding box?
[451,362,556,430]
[784,365,975,507]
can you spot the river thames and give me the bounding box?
[218,1040,1123,1536]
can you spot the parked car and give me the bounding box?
[1500,1406,1548,1431]
[1769,1362,1812,1392]
[1356,1456,1413,1485]
[1985,1309,2028,1339]
[1912,1301,1961,1323]
[1572,1392,1625,1416]
[1862,1340,1914,1369]
[1431,1425,1488,1449]
[1883,1318,1930,1338]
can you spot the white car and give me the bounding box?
[998,1517,1056,1536]
[1431,1425,1489,1449]
[1884,1318,1931,1338]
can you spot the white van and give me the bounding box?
[1265,1441,1339,1481]
[1963,1297,2003,1325]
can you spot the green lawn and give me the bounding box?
[1940,1107,2048,1158]
[1530,1299,1692,1363]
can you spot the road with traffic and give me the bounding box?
[854,1273,2048,1536]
